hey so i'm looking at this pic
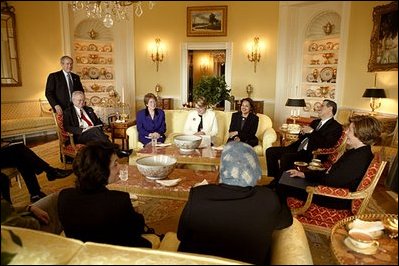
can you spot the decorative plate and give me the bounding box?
[88,44,97,51]
[103,44,112,52]
[107,57,113,64]
[317,44,325,51]
[320,67,334,82]
[313,102,322,112]
[306,73,315,82]
[81,45,88,51]
[90,96,101,105]
[332,43,339,50]
[98,57,106,64]
[308,43,318,52]
[315,88,322,97]
[325,42,334,50]
[80,56,88,64]
[306,88,315,97]
[88,67,100,79]
[105,72,113,80]
[303,102,311,112]
[106,85,114,92]
[73,43,81,51]
[329,88,336,99]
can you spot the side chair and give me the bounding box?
[287,152,387,235]
[312,131,347,170]
[52,112,85,169]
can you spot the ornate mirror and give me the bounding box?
[1,2,21,86]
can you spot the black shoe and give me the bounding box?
[116,149,133,158]
[46,168,73,181]
[30,191,46,203]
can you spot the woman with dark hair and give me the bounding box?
[277,115,382,210]
[136,93,166,146]
[58,141,152,248]
[227,98,259,147]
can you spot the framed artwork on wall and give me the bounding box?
[368,1,398,72]
[187,6,227,37]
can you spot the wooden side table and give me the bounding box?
[330,213,398,265]
[286,116,316,127]
[110,119,136,150]
[276,128,299,146]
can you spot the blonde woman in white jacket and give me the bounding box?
[183,97,218,146]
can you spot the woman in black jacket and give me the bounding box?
[227,97,259,147]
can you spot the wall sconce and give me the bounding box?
[246,84,253,98]
[200,57,210,74]
[285,98,306,124]
[151,38,164,72]
[247,37,261,73]
[362,73,387,115]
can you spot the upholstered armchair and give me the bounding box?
[52,113,85,168]
[288,153,387,235]
[312,131,347,169]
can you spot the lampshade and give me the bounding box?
[362,88,386,98]
[285,98,306,107]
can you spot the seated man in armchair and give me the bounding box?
[63,91,131,157]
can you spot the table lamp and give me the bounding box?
[362,88,386,115]
[285,98,306,124]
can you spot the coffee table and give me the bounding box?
[134,144,222,168]
[108,165,219,200]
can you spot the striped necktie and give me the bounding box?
[80,109,93,126]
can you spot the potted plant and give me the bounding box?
[193,75,231,107]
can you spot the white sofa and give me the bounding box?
[126,109,277,156]
[2,217,313,265]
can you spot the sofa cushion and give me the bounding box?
[1,117,55,133]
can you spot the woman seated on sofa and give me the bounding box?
[136,93,166,146]
[58,141,153,248]
[227,97,259,147]
[183,96,218,146]
[177,141,293,265]
[277,115,382,210]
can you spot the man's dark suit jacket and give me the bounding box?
[45,70,84,111]
[58,188,151,248]
[289,118,342,151]
[63,105,104,143]
[228,112,259,147]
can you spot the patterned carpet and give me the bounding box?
[7,140,392,265]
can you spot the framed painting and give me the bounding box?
[187,6,227,37]
[368,1,398,72]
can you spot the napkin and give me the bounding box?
[156,143,171,147]
[193,179,208,187]
[155,178,181,187]
[350,219,384,233]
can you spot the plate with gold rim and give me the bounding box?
[90,96,101,105]
[88,44,97,51]
[308,43,318,52]
[88,67,100,79]
[320,67,334,82]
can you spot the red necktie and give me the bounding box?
[80,109,93,126]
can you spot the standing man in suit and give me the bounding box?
[266,99,343,187]
[45,55,84,114]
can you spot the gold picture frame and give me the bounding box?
[187,6,227,37]
[367,1,398,72]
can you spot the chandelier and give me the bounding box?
[71,1,155,28]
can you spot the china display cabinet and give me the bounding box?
[73,39,124,123]
[302,36,339,115]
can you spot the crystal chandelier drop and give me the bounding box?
[71,1,155,28]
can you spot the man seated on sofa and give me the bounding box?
[63,91,131,157]
[177,141,293,264]
[266,99,343,188]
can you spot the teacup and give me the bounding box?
[294,161,308,172]
[281,123,288,129]
[348,229,376,249]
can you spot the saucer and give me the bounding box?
[156,178,181,187]
[344,237,378,255]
